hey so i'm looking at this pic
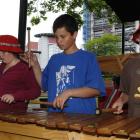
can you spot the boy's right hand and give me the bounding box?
[20,52,39,67]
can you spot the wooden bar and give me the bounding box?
[97,117,137,136]
[113,118,140,138]
[0,120,68,140]
[129,128,140,140]
[83,114,127,135]
[0,111,139,140]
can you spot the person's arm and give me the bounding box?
[119,92,129,103]
[32,60,42,88]
[53,87,100,109]
[112,60,130,114]
[63,87,100,98]
[30,53,42,87]
[112,92,128,114]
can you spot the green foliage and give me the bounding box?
[85,34,121,56]
[27,0,120,26]
[30,16,40,26]
[28,0,84,26]
[85,0,121,24]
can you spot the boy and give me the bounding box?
[30,14,106,114]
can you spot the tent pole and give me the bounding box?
[18,0,27,51]
[122,23,125,54]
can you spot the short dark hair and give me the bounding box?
[53,14,78,34]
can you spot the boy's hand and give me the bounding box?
[53,90,71,110]
[20,52,39,67]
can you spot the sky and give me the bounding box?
[0,0,19,37]
[0,0,83,48]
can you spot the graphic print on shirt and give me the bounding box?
[56,65,75,96]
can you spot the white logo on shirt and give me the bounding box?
[56,65,75,96]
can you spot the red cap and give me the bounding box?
[132,25,140,44]
[0,35,23,53]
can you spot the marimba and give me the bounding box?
[0,110,139,140]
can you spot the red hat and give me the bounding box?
[0,35,23,53]
[132,25,140,44]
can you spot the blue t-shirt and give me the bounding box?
[42,49,106,114]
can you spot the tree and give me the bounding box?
[27,0,84,26]
[85,34,121,56]
[85,0,120,23]
[27,0,120,26]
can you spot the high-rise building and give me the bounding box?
[83,11,139,53]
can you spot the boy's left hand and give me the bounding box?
[53,90,71,109]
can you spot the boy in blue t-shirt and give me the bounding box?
[30,14,106,114]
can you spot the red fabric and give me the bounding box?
[0,46,23,53]
[132,25,140,44]
[0,61,41,112]
[0,35,23,53]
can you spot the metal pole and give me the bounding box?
[122,23,125,54]
[18,0,27,51]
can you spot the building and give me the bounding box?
[83,11,139,53]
